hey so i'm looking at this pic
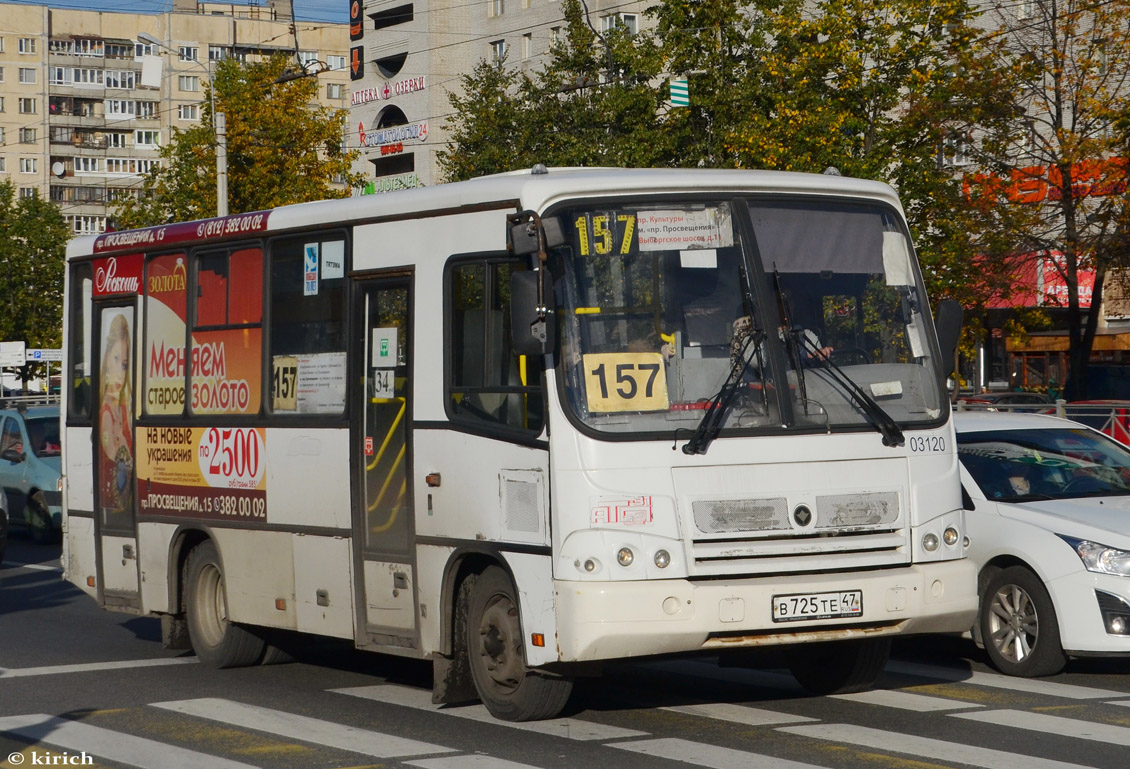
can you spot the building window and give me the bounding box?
[0,97,5,112]
[75,157,100,173]
[178,104,199,121]
[179,75,200,92]
[0,67,4,83]
[72,68,105,87]
[327,55,346,71]
[106,70,137,89]
[491,0,504,16]
[19,127,36,144]
[137,101,158,119]
[209,45,229,62]
[18,98,36,114]
[106,99,135,117]
[19,157,38,174]
[179,46,199,62]
[522,33,533,60]
[0,38,5,53]
[68,216,106,235]
[18,38,36,54]
[18,67,35,84]
[135,130,160,148]
[135,42,154,57]
[327,83,344,99]
[19,187,36,199]
[74,39,104,57]
[106,43,133,59]
[108,132,127,148]
[0,158,5,172]
[550,27,562,45]
[298,50,318,68]
[491,40,507,63]
[602,13,638,35]
[49,67,69,85]
[0,128,5,143]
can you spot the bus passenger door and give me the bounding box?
[355,278,418,647]
[93,304,141,609]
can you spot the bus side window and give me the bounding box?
[447,257,544,433]
[268,234,348,416]
[68,262,94,421]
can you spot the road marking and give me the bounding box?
[952,708,1130,746]
[780,723,1099,769]
[407,756,543,769]
[887,660,1128,700]
[0,658,197,679]
[0,713,256,769]
[333,684,648,740]
[661,702,818,726]
[612,737,827,769]
[832,688,984,711]
[152,697,454,758]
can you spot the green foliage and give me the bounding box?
[116,55,363,228]
[0,181,69,351]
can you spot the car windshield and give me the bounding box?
[958,427,1130,501]
[549,197,945,437]
[26,416,61,458]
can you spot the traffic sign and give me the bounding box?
[0,341,26,367]
[26,348,63,363]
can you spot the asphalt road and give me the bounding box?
[4,536,1130,769]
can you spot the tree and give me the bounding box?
[116,55,363,228]
[964,0,1130,397]
[0,182,70,386]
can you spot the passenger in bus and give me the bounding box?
[100,314,133,467]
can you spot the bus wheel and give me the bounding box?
[784,637,891,695]
[184,541,265,668]
[466,566,572,721]
[27,493,58,545]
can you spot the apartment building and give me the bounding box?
[0,0,348,235]
[348,0,651,192]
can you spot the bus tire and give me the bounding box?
[184,541,265,668]
[784,637,891,695]
[466,566,572,721]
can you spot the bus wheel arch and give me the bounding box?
[181,537,265,668]
[433,551,502,705]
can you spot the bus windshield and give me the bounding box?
[551,197,944,437]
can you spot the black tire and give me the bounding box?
[26,492,58,545]
[184,541,265,668]
[466,566,572,721]
[784,637,891,695]
[980,565,1065,677]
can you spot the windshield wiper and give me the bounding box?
[794,332,905,447]
[682,327,766,455]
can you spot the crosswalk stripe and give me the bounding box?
[0,658,197,679]
[0,713,256,769]
[887,660,1127,700]
[952,709,1130,746]
[611,737,828,769]
[661,702,818,726]
[151,697,454,757]
[779,723,1099,769]
[832,688,984,711]
[333,684,648,740]
[407,756,545,769]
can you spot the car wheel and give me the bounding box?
[784,637,891,695]
[466,566,573,721]
[27,492,58,545]
[980,565,1066,677]
[184,540,265,668]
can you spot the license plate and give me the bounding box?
[772,590,863,622]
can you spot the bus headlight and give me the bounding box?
[616,547,634,567]
[654,549,671,568]
[922,533,940,552]
[943,527,959,546]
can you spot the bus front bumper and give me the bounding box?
[553,559,977,662]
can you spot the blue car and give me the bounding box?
[0,405,62,544]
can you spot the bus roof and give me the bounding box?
[68,167,903,260]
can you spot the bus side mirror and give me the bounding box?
[511,269,555,356]
[508,216,565,256]
[935,299,963,379]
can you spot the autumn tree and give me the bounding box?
[0,182,70,387]
[116,55,362,228]
[965,0,1130,397]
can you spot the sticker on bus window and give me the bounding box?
[372,328,397,368]
[272,356,299,411]
[636,207,733,252]
[583,352,670,413]
[272,352,347,414]
[304,243,319,296]
[322,241,345,280]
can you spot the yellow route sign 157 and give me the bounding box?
[583,352,670,413]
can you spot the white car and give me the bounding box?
[956,411,1130,677]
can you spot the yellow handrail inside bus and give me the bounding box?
[366,397,405,472]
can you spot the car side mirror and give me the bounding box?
[1,447,25,463]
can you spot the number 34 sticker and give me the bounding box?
[583,352,669,413]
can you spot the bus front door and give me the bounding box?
[354,278,418,648]
[93,304,141,609]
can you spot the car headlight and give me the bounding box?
[1061,536,1130,577]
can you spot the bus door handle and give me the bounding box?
[393,572,408,590]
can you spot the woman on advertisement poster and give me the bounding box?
[100,311,134,515]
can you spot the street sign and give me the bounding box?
[26,348,63,363]
[0,341,27,367]
[670,77,689,107]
